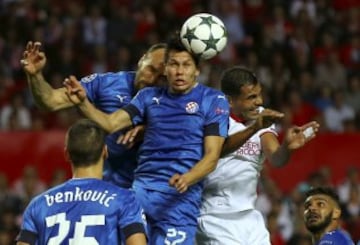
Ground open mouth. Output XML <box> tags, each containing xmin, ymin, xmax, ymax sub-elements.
<box><xmin>306</xmin><ymin>213</ymin><xmax>320</xmax><ymax>223</ymax></box>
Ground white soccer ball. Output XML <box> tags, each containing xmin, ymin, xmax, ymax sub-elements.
<box><xmin>180</xmin><ymin>13</ymin><xmax>227</xmax><ymax>60</ymax></box>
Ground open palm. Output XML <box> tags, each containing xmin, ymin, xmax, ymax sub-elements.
<box><xmin>21</xmin><ymin>41</ymin><xmax>46</xmax><ymax>75</ymax></box>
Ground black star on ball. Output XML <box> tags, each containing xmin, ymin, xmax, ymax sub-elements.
<box><xmin>205</xmin><ymin>33</ymin><xmax>220</xmax><ymax>51</ymax></box>
<box><xmin>199</xmin><ymin>16</ymin><xmax>217</xmax><ymax>27</ymax></box>
<box><xmin>183</xmin><ymin>26</ymin><xmax>197</xmax><ymax>45</ymax></box>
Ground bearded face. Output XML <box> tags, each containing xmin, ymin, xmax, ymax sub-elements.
<box><xmin>304</xmin><ymin>209</ymin><xmax>333</xmax><ymax>233</ymax></box>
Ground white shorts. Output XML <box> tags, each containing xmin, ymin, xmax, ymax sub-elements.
<box><xmin>196</xmin><ymin>209</ymin><xmax>270</xmax><ymax>245</ymax></box>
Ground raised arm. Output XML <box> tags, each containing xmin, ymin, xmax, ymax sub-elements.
<box><xmin>64</xmin><ymin>76</ymin><xmax>133</xmax><ymax>133</ymax></box>
<box><xmin>169</xmin><ymin>135</ymin><xmax>225</xmax><ymax>193</ymax></box>
<box><xmin>21</xmin><ymin>41</ymin><xmax>75</xmax><ymax>111</ymax></box>
<box><xmin>262</xmin><ymin>121</ymin><xmax>320</xmax><ymax>167</ymax></box>
<box><xmin>222</xmin><ymin>109</ymin><xmax>284</xmax><ymax>156</ymax></box>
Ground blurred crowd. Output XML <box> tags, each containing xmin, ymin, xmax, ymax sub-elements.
<box><xmin>0</xmin><ymin>0</ymin><xmax>359</xmax><ymax>244</ymax></box>
<box><xmin>0</xmin><ymin>0</ymin><xmax>359</xmax><ymax>132</ymax></box>
<box><xmin>0</xmin><ymin>164</ymin><xmax>359</xmax><ymax>244</ymax></box>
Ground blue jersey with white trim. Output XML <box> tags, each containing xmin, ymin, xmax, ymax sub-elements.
<box><xmin>317</xmin><ymin>229</ymin><xmax>354</xmax><ymax>245</ymax></box>
<box><xmin>80</xmin><ymin>72</ymin><xmax>138</xmax><ymax>188</ymax></box>
<box><xmin>17</xmin><ymin>178</ymin><xmax>146</xmax><ymax>245</ymax></box>
<box><xmin>124</xmin><ymin>83</ymin><xmax>229</xmax><ymax>193</ymax></box>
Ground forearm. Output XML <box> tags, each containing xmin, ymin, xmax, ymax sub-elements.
<box><xmin>268</xmin><ymin>143</ymin><xmax>292</xmax><ymax>167</ymax></box>
<box><xmin>78</xmin><ymin>100</ymin><xmax>132</xmax><ymax>133</ymax></box>
<box><xmin>184</xmin><ymin>156</ymin><xmax>218</xmax><ymax>186</ymax></box>
<box><xmin>27</xmin><ymin>73</ymin><xmax>72</xmax><ymax>111</ymax></box>
<box><xmin>222</xmin><ymin>123</ymin><xmax>258</xmax><ymax>156</ymax></box>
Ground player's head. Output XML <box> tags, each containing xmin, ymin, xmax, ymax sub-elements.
<box><xmin>164</xmin><ymin>31</ymin><xmax>200</xmax><ymax>94</ymax></box>
<box><xmin>303</xmin><ymin>186</ymin><xmax>341</xmax><ymax>234</ymax></box>
<box><xmin>65</xmin><ymin>119</ymin><xmax>107</xmax><ymax>168</ymax></box>
<box><xmin>220</xmin><ymin>66</ymin><xmax>262</xmax><ymax>120</ymax></box>
<box><xmin>135</xmin><ymin>43</ymin><xmax>167</xmax><ymax>91</ymax></box>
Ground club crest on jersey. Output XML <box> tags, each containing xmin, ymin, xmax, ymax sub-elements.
<box><xmin>81</xmin><ymin>74</ymin><xmax>97</xmax><ymax>83</ymax></box>
<box><xmin>185</xmin><ymin>101</ymin><xmax>199</xmax><ymax>114</ymax></box>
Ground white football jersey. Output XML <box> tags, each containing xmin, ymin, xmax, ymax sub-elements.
<box><xmin>200</xmin><ymin>116</ymin><xmax>277</xmax><ymax>214</ymax></box>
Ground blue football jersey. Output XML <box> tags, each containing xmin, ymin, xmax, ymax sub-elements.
<box><xmin>123</xmin><ymin>83</ymin><xmax>230</xmax><ymax>194</ymax></box>
<box><xmin>317</xmin><ymin>229</ymin><xmax>354</xmax><ymax>245</ymax></box>
<box><xmin>80</xmin><ymin>72</ymin><xmax>138</xmax><ymax>188</ymax></box>
<box><xmin>17</xmin><ymin>178</ymin><xmax>146</xmax><ymax>245</ymax></box>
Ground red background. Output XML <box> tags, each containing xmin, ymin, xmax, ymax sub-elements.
<box><xmin>1</xmin><ymin>131</ymin><xmax>359</xmax><ymax>193</ymax></box>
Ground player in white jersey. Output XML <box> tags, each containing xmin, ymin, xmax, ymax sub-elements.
<box><xmin>196</xmin><ymin>67</ymin><xmax>320</xmax><ymax>245</ymax></box>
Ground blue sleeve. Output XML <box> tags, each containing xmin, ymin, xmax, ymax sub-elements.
<box><xmin>17</xmin><ymin>200</ymin><xmax>38</xmax><ymax>243</ymax></box>
<box><xmin>124</xmin><ymin>88</ymin><xmax>151</xmax><ymax>125</ymax></box>
<box><xmin>80</xmin><ymin>73</ymin><xmax>101</xmax><ymax>103</ymax></box>
<box><xmin>118</xmin><ymin>191</ymin><xmax>147</xmax><ymax>239</ymax></box>
<box><xmin>204</xmin><ymin>93</ymin><xmax>229</xmax><ymax>137</ymax></box>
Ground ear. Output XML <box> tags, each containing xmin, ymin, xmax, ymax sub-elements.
<box><xmin>102</xmin><ymin>145</ymin><xmax>109</xmax><ymax>160</ymax></box>
<box><xmin>64</xmin><ymin>147</ymin><xmax>71</xmax><ymax>163</ymax></box>
<box><xmin>333</xmin><ymin>207</ymin><xmax>341</xmax><ymax>219</ymax></box>
<box><xmin>137</xmin><ymin>55</ymin><xmax>145</xmax><ymax>67</ymax></box>
<box><xmin>195</xmin><ymin>68</ymin><xmax>200</xmax><ymax>77</ymax></box>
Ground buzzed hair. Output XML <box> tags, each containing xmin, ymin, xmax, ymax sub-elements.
<box><xmin>146</xmin><ymin>43</ymin><xmax>167</xmax><ymax>54</ymax></box>
<box><xmin>66</xmin><ymin>119</ymin><xmax>106</xmax><ymax>167</ymax></box>
<box><xmin>305</xmin><ymin>186</ymin><xmax>341</xmax><ymax>207</ymax></box>
<box><xmin>220</xmin><ymin>66</ymin><xmax>259</xmax><ymax>97</ymax></box>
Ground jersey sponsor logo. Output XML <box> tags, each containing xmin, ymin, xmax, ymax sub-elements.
<box><xmin>185</xmin><ymin>101</ymin><xmax>199</xmax><ymax>114</ymax></box>
<box><xmin>234</xmin><ymin>141</ymin><xmax>261</xmax><ymax>156</ymax></box>
<box><xmin>116</xmin><ymin>95</ymin><xmax>128</xmax><ymax>103</ymax></box>
<box><xmin>152</xmin><ymin>97</ymin><xmax>161</xmax><ymax>105</ymax></box>
<box><xmin>217</xmin><ymin>95</ymin><xmax>226</xmax><ymax>100</ymax></box>
<box><xmin>215</xmin><ymin>107</ymin><xmax>228</xmax><ymax>115</ymax></box>
<box><xmin>44</xmin><ymin>187</ymin><xmax>117</xmax><ymax>207</ymax></box>
<box><xmin>81</xmin><ymin>74</ymin><xmax>98</xmax><ymax>83</ymax></box>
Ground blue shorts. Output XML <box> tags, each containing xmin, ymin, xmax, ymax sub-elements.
<box><xmin>133</xmin><ymin>184</ymin><xmax>201</xmax><ymax>245</ymax></box>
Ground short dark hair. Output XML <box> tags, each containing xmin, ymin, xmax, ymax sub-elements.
<box><xmin>165</xmin><ymin>31</ymin><xmax>200</xmax><ymax>67</ymax></box>
<box><xmin>220</xmin><ymin>66</ymin><xmax>259</xmax><ymax>97</ymax></box>
<box><xmin>305</xmin><ymin>186</ymin><xmax>341</xmax><ymax>207</ymax></box>
<box><xmin>66</xmin><ymin>119</ymin><xmax>106</xmax><ymax>167</ymax></box>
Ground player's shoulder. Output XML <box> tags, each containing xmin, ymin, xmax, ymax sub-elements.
<box><xmin>26</xmin><ymin>182</ymin><xmax>67</xmax><ymax>207</ymax></box>
<box><xmin>196</xmin><ymin>84</ymin><xmax>227</xmax><ymax>103</ymax></box>
<box><xmin>320</xmin><ymin>229</ymin><xmax>354</xmax><ymax>245</ymax></box>
<box><xmin>80</xmin><ymin>71</ymin><xmax>135</xmax><ymax>84</ymax></box>
<box><xmin>136</xmin><ymin>86</ymin><xmax>164</xmax><ymax>97</ymax></box>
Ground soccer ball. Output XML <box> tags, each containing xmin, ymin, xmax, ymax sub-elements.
<box><xmin>180</xmin><ymin>13</ymin><xmax>227</xmax><ymax>60</ymax></box>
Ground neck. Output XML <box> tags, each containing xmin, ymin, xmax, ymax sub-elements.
<box><xmin>72</xmin><ymin>161</ymin><xmax>103</xmax><ymax>179</ymax></box>
<box><xmin>312</xmin><ymin>223</ymin><xmax>339</xmax><ymax>244</ymax></box>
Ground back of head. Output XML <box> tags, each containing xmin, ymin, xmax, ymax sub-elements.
<box><xmin>165</xmin><ymin>31</ymin><xmax>200</xmax><ymax>67</ymax></box>
<box><xmin>146</xmin><ymin>43</ymin><xmax>167</xmax><ymax>55</ymax></box>
<box><xmin>220</xmin><ymin>66</ymin><xmax>259</xmax><ymax>97</ymax></box>
<box><xmin>66</xmin><ymin>119</ymin><xmax>106</xmax><ymax>167</ymax></box>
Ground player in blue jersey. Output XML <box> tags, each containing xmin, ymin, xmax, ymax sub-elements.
<box><xmin>64</xmin><ymin>32</ymin><xmax>230</xmax><ymax>245</ymax></box>
<box><xmin>21</xmin><ymin>41</ymin><xmax>166</xmax><ymax>188</ymax></box>
<box><xmin>304</xmin><ymin>186</ymin><xmax>354</xmax><ymax>245</ymax></box>
<box><xmin>15</xmin><ymin>119</ymin><xmax>147</xmax><ymax>245</ymax></box>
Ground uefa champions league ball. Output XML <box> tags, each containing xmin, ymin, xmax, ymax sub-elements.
<box><xmin>180</xmin><ymin>13</ymin><xmax>227</xmax><ymax>60</ymax></box>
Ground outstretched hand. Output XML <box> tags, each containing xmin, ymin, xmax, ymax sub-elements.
<box><xmin>284</xmin><ymin>121</ymin><xmax>320</xmax><ymax>150</ymax></box>
<box><xmin>117</xmin><ymin>125</ymin><xmax>145</xmax><ymax>149</ymax></box>
<box><xmin>253</xmin><ymin>109</ymin><xmax>284</xmax><ymax>130</ymax></box>
<box><xmin>63</xmin><ymin>75</ymin><xmax>87</xmax><ymax>105</ymax></box>
<box><xmin>20</xmin><ymin>41</ymin><xmax>46</xmax><ymax>75</ymax></box>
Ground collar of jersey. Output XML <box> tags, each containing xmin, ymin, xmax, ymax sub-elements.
<box><xmin>230</xmin><ymin>113</ymin><xmax>245</xmax><ymax>123</ymax></box>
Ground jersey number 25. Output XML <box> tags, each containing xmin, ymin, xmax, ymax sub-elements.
<box><xmin>46</xmin><ymin>212</ymin><xmax>105</xmax><ymax>245</ymax></box>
